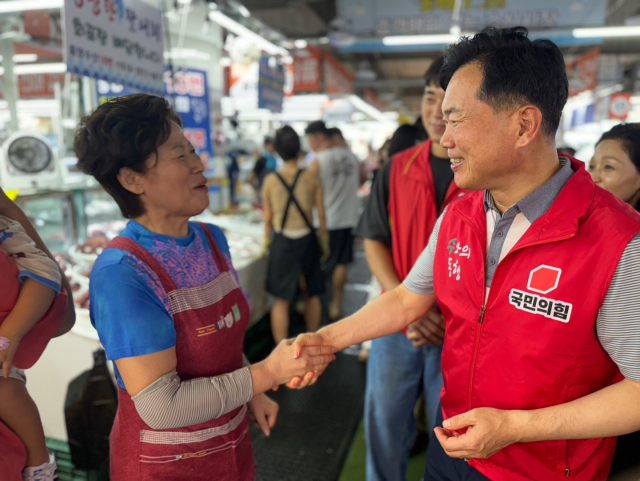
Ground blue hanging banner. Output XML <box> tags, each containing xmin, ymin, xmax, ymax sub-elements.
<box><xmin>95</xmin><ymin>67</ymin><xmax>214</xmax><ymax>168</ymax></box>
<box><xmin>258</xmin><ymin>55</ymin><xmax>285</xmax><ymax>113</ymax></box>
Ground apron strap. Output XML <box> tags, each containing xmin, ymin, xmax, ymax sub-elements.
<box><xmin>194</xmin><ymin>222</ymin><xmax>230</xmax><ymax>274</ymax></box>
<box><xmin>106</xmin><ymin>236</ymin><xmax>178</xmax><ymax>294</ymax></box>
<box><xmin>275</xmin><ymin>170</ymin><xmax>314</xmax><ymax>231</ymax></box>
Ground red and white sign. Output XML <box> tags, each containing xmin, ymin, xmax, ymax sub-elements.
<box><xmin>323</xmin><ymin>50</ymin><xmax>353</xmax><ymax>95</ymax></box>
<box><xmin>293</xmin><ymin>47</ymin><xmax>321</xmax><ymax>93</ymax></box>
<box><xmin>0</xmin><ymin>74</ymin><xmax>66</xmax><ymax>99</ymax></box>
<box><xmin>527</xmin><ymin>265</ymin><xmax>562</xmax><ymax>294</ymax></box>
<box><xmin>566</xmin><ymin>48</ymin><xmax>600</xmax><ymax>97</ymax></box>
<box><xmin>609</xmin><ymin>92</ymin><xmax>632</xmax><ymax>120</ymax></box>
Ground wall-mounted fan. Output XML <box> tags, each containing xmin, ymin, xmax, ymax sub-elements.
<box><xmin>0</xmin><ymin>132</ymin><xmax>61</xmax><ymax>192</ymax></box>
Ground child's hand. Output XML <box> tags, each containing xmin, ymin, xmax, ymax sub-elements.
<box><xmin>0</xmin><ymin>334</ymin><xmax>21</xmax><ymax>378</ymax></box>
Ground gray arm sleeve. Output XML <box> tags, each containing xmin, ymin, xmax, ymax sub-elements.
<box><xmin>131</xmin><ymin>367</ymin><xmax>253</xmax><ymax>430</ymax></box>
<box><xmin>597</xmin><ymin>232</ymin><xmax>640</xmax><ymax>382</ymax></box>
<box><xmin>402</xmin><ymin>208</ymin><xmax>447</xmax><ymax>295</ymax></box>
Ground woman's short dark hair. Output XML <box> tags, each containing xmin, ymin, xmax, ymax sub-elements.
<box><xmin>275</xmin><ymin>125</ymin><xmax>301</xmax><ymax>161</ymax></box>
<box><xmin>440</xmin><ymin>26</ymin><xmax>568</xmax><ymax>139</ymax></box>
<box><xmin>424</xmin><ymin>56</ymin><xmax>444</xmax><ymax>88</ymax></box>
<box><xmin>597</xmin><ymin>123</ymin><xmax>640</xmax><ymax>172</ymax></box>
<box><xmin>74</xmin><ymin>94</ymin><xmax>182</xmax><ymax>219</ymax></box>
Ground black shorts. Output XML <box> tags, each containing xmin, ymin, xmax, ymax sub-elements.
<box><xmin>267</xmin><ymin>232</ymin><xmax>325</xmax><ymax>302</ymax></box>
<box><xmin>325</xmin><ymin>228</ymin><xmax>354</xmax><ymax>272</ymax></box>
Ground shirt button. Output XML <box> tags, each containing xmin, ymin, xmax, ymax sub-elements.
<box><xmin>496</xmin><ymin>231</ymin><xmax>503</xmax><ymax>238</ymax></box>
<box><xmin>490</xmin><ymin>258</ymin><xmax>496</xmax><ymax>266</ymax></box>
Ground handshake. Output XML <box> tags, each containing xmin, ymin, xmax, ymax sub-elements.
<box><xmin>252</xmin><ymin>331</ymin><xmax>338</xmax><ymax>393</ymax></box>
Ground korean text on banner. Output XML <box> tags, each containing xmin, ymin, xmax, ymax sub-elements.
<box><xmin>337</xmin><ymin>0</ymin><xmax>609</xmax><ymax>36</ymax></box>
<box><xmin>165</xmin><ymin>68</ymin><xmax>214</xmax><ymax>165</ymax></box>
<box><xmin>64</xmin><ymin>0</ymin><xmax>165</xmax><ymax>95</ymax></box>
<box><xmin>258</xmin><ymin>55</ymin><xmax>285</xmax><ymax>113</ymax></box>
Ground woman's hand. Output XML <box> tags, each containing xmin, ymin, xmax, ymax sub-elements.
<box><xmin>264</xmin><ymin>339</ymin><xmax>335</xmax><ymax>387</ymax></box>
<box><xmin>286</xmin><ymin>330</ymin><xmax>337</xmax><ymax>389</ymax></box>
<box><xmin>248</xmin><ymin>393</ymin><xmax>279</xmax><ymax>437</ymax></box>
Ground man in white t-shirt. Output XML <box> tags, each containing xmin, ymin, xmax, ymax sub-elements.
<box><xmin>306</xmin><ymin>121</ymin><xmax>360</xmax><ymax>320</ymax></box>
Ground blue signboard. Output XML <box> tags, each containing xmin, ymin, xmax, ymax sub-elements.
<box><xmin>258</xmin><ymin>55</ymin><xmax>285</xmax><ymax>113</ymax></box>
<box><xmin>337</xmin><ymin>0</ymin><xmax>608</xmax><ymax>36</ymax></box>
<box><xmin>95</xmin><ymin>67</ymin><xmax>213</xmax><ymax>166</ymax></box>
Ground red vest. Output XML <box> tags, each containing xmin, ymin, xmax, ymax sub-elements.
<box><xmin>388</xmin><ymin>140</ymin><xmax>467</xmax><ymax>282</ymax></box>
<box><xmin>433</xmin><ymin>159</ymin><xmax>640</xmax><ymax>481</ymax></box>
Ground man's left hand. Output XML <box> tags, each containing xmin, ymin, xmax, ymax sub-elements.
<box><xmin>434</xmin><ymin>408</ymin><xmax>523</xmax><ymax>460</ymax></box>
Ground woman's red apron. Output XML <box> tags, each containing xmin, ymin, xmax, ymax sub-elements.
<box><xmin>106</xmin><ymin>223</ymin><xmax>254</xmax><ymax>481</ymax></box>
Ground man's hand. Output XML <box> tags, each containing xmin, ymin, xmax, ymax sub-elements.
<box><xmin>286</xmin><ymin>331</ymin><xmax>337</xmax><ymax>389</ymax></box>
<box><xmin>406</xmin><ymin>307</ymin><xmax>445</xmax><ymax>347</ymax></box>
<box><xmin>248</xmin><ymin>393</ymin><xmax>279</xmax><ymax>437</ymax></box>
<box><xmin>434</xmin><ymin>408</ymin><xmax>523</xmax><ymax>460</ymax></box>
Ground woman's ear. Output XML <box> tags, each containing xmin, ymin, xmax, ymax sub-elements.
<box><xmin>117</xmin><ymin>167</ymin><xmax>145</xmax><ymax>195</ymax></box>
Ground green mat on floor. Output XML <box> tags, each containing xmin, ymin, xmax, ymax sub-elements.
<box><xmin>339</xmin><ymin>420</ymin><xmax>427</xmax><ymax>481</ymax></box>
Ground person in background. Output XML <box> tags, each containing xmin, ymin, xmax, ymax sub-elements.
<box><xmin>74</xmin><ymin>94</ymin><xmax>333</xmax><ymax>481</ymax></box>
<box><xmin>371</xmin><ymin>139</ymin><xmax>391</xmax><ymax>185</ymax></box>
<box><xmin>249</xmin><ymin>137</ymin><xmax>278</xmax><ymax>196</ymax></box>
<box><xmin>588</xmin><ymin>122</ymin><xmax>640</xmax><ymax>477</ymax></box>
<box><xmin>0</xmin><ymin>188</ymin><xmax>75</xmax><ymax>481</ymax></box>
<box><xmin>306</xmin><ymin>121</ymin><xmax>361</xmax><ymax>321</ymax></box>
<box><xmin>557</xmin><ymin>146</ymin><xmax>576</xmax><ymax>157</ymax></box>
<box><xmin>262</xmin><ymin>126</ymin><xmax>326</xmax><ymax>344</ymax></box>
<box><xmin>328</xmin><ymin>127</ymin><xmax>368</xmax><ymax>185</ymax></box>
<box><xmin>354</xmin><ymin>57</ymin><xmax>467</xmax><ymax>481</ymax></box>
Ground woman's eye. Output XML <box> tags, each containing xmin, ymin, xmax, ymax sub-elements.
<box><xmin>604</xmin><ymin>165</ymin><xmax>614</xmax><ymax>171</ymax></box>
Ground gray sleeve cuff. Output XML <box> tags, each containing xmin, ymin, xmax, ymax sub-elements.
<box><xmin>402</xmin><ymin>209</ymin><xmax>446</xmax><ymax>296</ymax></box>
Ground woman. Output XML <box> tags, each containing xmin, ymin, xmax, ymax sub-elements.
<box><xmin>74</xmin><ymin>94</ymin><xmax>333</xmax><ymax>481</ymax></box>
<box><xmin>262</xmin><ymin>126</ymin><xmax>325</xmax><ymax>344</ymax></box>
<box><xmin>588</xmin><ymin>122</ymin><xmax>640</xmax><ymax>477</ymax></box>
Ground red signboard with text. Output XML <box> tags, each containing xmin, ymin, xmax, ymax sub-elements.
<box><xmin>566</xmin><ymin>48</ymin><xmax>600</xmax><ymax>97</ymax></box>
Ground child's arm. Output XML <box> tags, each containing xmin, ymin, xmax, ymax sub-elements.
<box><xmin>0</xmin><ymin>188</ymin><xmax>75</xmax><ymax>336</ymax></box>
<box><xmin>0</xmin><ymin>279</ymin><xmax>56</xmax><ymax>377</ymax></box>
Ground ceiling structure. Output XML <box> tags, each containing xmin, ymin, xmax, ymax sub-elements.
<box><xmin>235</xmin><ymin>0</ymin><xmax>640</xmax><ymax>117</ymax></box>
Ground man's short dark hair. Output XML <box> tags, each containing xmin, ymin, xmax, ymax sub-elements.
<box><xmin>74</xmin><ymin>94</ymin><xmax>182</xmax><ymax>219</ymax></box>
<box><xmin>275</xmin><ymin>126</ymin><xmax>301</xmax><ymax>161</ymax></box>
<box><xmin>264</xmin><ymin>136</ymin><xmax>274</xmax><ymax>146</ymax></box>
<box><xmin>305</xmin><ymin>120</ymin><xmax>330</xmax><ymax>136</ymax></box>
<box><xmin>424</xmin><ymin>56</ymin><xmax>444</xmax><ymax>88</ymax></box>
<box><xmin>327</xmin><ymin>127</ymin><xmax>344</xmax><ymax>140</ymax></box>
<box><xmin>440</xmin><ymin>26</ymin><xmax>568</xmax><ymax>138</ymax></box>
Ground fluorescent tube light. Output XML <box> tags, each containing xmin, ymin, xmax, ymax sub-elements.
<box><xmin>0</xmin><ymin>0</ymin><xmax>63</xmax><ymax>14</ymax></box>
<box><xmin>0</xmin><ymin>62</ymin><xmax>67</xmax><ymax>76</ymax></box>
<box><xmin>349</xmin><ymin>95</ymin><xmax>390</xmax><ymax>122</ymax></box>
<box><xmin>208</xmin><ymin>10</ymin><xmax>288</xmax><ymax>57</ymax></box>
<box><xmin>0</xmin><ymin>54</ymin><xmax>39</xmax><ymax>63</ymax></box>
<box><xmin>573</xmin><ymin>26</ymin><xmax>640</xmax><ymax>38</ymax></box>
<box><xmin>382</xmin><ymin>34</ymin><xmax>459</xmax><ymax>46</ymax></box>
<box><xmin>294</xmin><ymin>39</ymin><xmax>308</xmax><ymax>49</ymax></box>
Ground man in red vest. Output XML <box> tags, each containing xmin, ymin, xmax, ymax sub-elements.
<box><xmin>291</xmin><ymin>27</ymin><xmax>640</xmax><ymax>481</ymax></box>
<box><xmin>355</xmin><ymin>57</ymin><xmax>466</xmax><ymax>481</ymax></box>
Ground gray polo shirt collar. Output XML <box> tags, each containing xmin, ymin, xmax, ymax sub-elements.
<box><xmin>484</xmin><ymin>156</ymin><xmax>574</xmax><ymax>222</ymax></box>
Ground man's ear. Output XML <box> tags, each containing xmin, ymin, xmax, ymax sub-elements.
<box><xmin>515</xmin><ymin>105</ymin><xmax>543</xmax><ymax>149</ymax></box>
<box><xmin>117</xmin><ymin>167</ymin><xmax>145</xmax><ymax>195</ymax></box>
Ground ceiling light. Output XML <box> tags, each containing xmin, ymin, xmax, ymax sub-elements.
<box><xmin>164</xmin><ymin>48</ymin><xmax>211</xmax><ymax>60</ymax></box>
<box><xmin>349</xmin><ymin>95</ymin><xmax>390</xmax><ymax>122</ymax></box>
<box><xmin>294</xmin><ymin>39</ymin><xmax>308</xmax><ymax>49</ymax></box>
<box><xmin>238</xmin><ymin>5</ymin><xmax>250</xmax><ymax>18</ymax></box>
<box><xmin>573</xmin><ymin>26</ymin><xmax>640</xmax><ymax>37</ymax></box>
<box><xmin>0</xmin><ymin>0</ymin><xmax>63</xmax><ymax>14</ymax></box>
<box><xmin>208</xmin><ymin>10</ymin><xmax>288</xmax><ymax>57</ymax></box>
<box><xmin>319</xmin><ymin>37</ymin><xmax>330</xmax><ymax>44</ymax></box>
<box><xmin>382</xmin><ymin>34</ymin><xmax>460</xmax><ymax>45</ymax></box>
<box><xmin>0</xmin><ymin>62</ymin><xmax>67</xmax><ymax>76</ymax></box>
<box><xmin>0</xmin><ymin>54</ymin><xmax>38</xmax><ymax>63</ymax></box>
